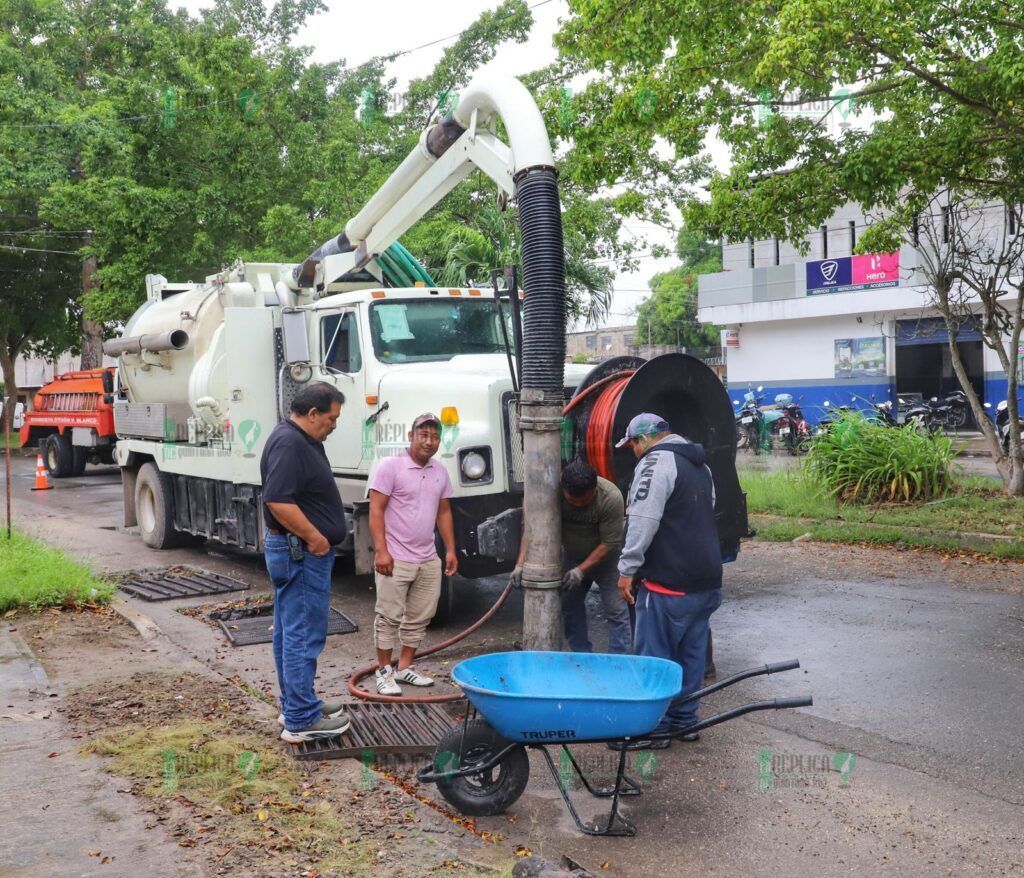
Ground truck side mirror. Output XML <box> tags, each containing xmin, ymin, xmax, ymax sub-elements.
<box><xmin>281</xmin><ymin>310</ymin><xmax>311</xmax><ymax>364</ymax></box>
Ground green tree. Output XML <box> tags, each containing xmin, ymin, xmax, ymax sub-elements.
<box><xmin>635</xmin><ymin>231</ymin><xmax>721</xmax><ymax>350</ymax></box>
<box><xmin>558</xmin><ymin>0</ymin><xmax>1024</xmax><ymax>494</ymax></box>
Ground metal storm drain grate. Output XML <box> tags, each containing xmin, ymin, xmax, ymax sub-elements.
<box><xmin>293</xmin><ymin>701</ymin><xmax>456</xmax><ymax>761</ymax></box>
<box><xmin>214</xmin><ymin>605</ymin><xmax>357</xmax><ymax>647</ymax></box>
<box><xmin>120</xmin><ymin>568</ymin><xmax>250</xmax><ymax>601</ymax></box>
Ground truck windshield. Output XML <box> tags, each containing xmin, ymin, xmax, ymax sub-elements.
<box><xmin>369</xmin><ymin>298</ymin><xmax>513</xmax><ymax>363</ymax></box>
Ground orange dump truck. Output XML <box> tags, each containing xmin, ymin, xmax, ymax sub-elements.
<box><xmin>18</xmin><ymin>368</ymin><xmax>117</xmax><ymax>477</ymax></box>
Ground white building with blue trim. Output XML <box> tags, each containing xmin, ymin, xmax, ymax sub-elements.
<box><xmin>697</xmin><ymin>202</ymin><xmax>1022</xmax><ymax>423</ymax></box>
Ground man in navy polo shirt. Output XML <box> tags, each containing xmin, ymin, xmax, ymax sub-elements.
<box><xmin>261</xmin><ymin>382</ymin><xmax>350</xmax><ymax>743</ymax></box>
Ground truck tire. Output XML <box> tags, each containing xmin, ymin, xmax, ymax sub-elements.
<box><xmin>71</xmin><ymin>445</ymin><xmax>88</xmax><ymax>476</ymax></box>
<box><xmin>45</xmin><ymin>433</ymin><xmax>74</xmax><ymax>478</ymax></box>
<box><xmin>135</xmin><ymin>462</ymin><xmax>184</xmax><ymax>549</ymax></box>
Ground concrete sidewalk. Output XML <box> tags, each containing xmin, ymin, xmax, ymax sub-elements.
<box><xmin>0</xmin><ymin>624</ymin><xmax>189</xmax><ymax>878</ymax></box>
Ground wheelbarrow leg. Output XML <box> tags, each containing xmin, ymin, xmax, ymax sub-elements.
<box><xmin>536</xmin><ymin>747</ymin><xmax>637</xmax><ymax>837</ymax></box>
<box><xmin>559</xmin><ymin>745</ymin><xmax>642</xmax><ymax>798</ymax></box>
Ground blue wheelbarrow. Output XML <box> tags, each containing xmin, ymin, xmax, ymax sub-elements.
<box><xmin>416</xmin><ymin>652</ymin><xmax>812</xmax><ymax>836</ymax></box>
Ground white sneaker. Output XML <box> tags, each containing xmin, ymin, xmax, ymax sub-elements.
<box><xmin>395</xmin><ymin>667</ymin><xmax>434</xmax><ymax>687</ymax></box>
<box><xmin>375</xmin><ymin>666</ymin><xmax>402</xmax><ymax>696</ymax></box>
<box><xmin>277</xmin><ymin>698</ymin><xmax>347</xmax><ymax>728</ymax></box>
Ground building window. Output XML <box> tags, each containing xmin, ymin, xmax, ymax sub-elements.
<box><xmin>602</xmin><ymin>335</ymin><xmax>612</xmax><ymax>350</ymax></box>
<box><xmin>773</xmin><ymin>236</ymin><xmax>780</xmax><ymax>265</ymax></box>
<box><xmin>585</xmin><ymin>335</ymin><xmax>596</xmax><ymax>349</ymax></box>
<box><xmin>747</xmin><ymin>238</ymin><xmax>754</xmax><ymax>268</ymax></box>
<box><xmin>1009</xmin><ymin>204</ymin><xmax>1019</xmax><ymax>237</ymax></box>
<box><xmin>912</xmin><ymin>213</ymin><xmax>920</xmax><ymax>247</ymax></box>
<box><xmin>849</xmin><ymin>220</ymin><xmax>856</xmax><ymax>250</ymax></box>
<box><xmin>941</xmin><ymin>205</ymin><xmax>952</xmax><ymax>244</ymax></box>
<box><xmin>821</xmin><ymin>225</ymin><xmax>828</xmax><ymax>259</ymax></box>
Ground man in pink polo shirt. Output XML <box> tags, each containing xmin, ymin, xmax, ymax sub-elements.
<box><xmin>368</xmin><ymin>413</ymin><xmax>458</xmax><ymax>695</ymax></box>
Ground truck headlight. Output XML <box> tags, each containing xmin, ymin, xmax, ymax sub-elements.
<box><xmin>458</xmin><ymin>447</ymin><xmax>492</xmax><ymax>484</ymax></box>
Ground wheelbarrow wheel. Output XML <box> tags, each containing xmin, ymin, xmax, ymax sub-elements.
<box><xmin>434</xmin><ymin>720</ymin><xmax>529</xmax><ymax>816</ymax></box>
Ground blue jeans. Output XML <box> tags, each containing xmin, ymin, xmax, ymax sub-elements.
<box><xmin>561</xmin><ymin>553</ymin><xmax>633</xmax><ymax>655</ymax></box>
<box><xmin>634</xmin><ymin>586</ymin><xmax>722</xmax><ymax>733</ymax></box>
<box><xmin>264</xmin><ymin>533</ymin><xmax>335</xmax><ymax>730</ymax></box>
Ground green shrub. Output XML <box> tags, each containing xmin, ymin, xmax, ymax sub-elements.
<box><xmin>804</xmin><ymin>411</ymin><xmax>957</xmax><ymax>503</ymax></box>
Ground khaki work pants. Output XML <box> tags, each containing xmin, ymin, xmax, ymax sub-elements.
<box><xmin>373</xmin><ymin>557</ymin><xmax>443</xmax><ymax>650</ymax></box>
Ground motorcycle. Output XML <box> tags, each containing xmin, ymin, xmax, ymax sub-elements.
<box><xmin>733</xmin><ymin>387</ymin><xmax>765</xmax><ymax>451</ymax></box>
<box><xmin>903</xmin><ymin>397</ymin><xmax>947</xmax><ymax>433</ymax></box>
<box><xmin>775</xmin><ymin>393</ymin><xmax>812</xmax><ymax>455</ymax></box>
<box><xmin>869</xmin><ymin>397</ymin><xmax>899</xmax><ymax>427</ymax></box>
<box><xmin>905</xmin><ymin>390</ymin><xmax>970</xmax><ymax>431</ymax></box>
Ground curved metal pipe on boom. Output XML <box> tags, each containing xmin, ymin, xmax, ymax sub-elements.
<box><xmin>293</xmin><ymin>74</ymin><xmax>556</xmax><ymax>287</ymax></box>
<box><xmin>103</xmin><ymin>329</ymin><xmax>190</xmax><ymax>357</ymax></box>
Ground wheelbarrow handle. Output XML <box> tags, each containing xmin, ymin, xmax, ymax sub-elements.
<box><xmin>662</xmin><ymin>694</ymin><xmax>814</xmax><ymax>738</ymax></box>
<box><xmin>765</xmin><ymin>659</ymin><xmax>800</xmax><ymax>674</ymax></box>
<box><xmin>676</xmin><ymin>658</ymin><xmax>802</xmax><ymax>705</ymax></box>
<box><xmin>773</xmin><ymin>695</ymin><xmax>813</xmax><ymax>709</ymax></box>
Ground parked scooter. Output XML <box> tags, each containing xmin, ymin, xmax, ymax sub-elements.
<box><xmin>986</xmin><ymin>399</ymin><xmax>1024</xmax><ymax>453</ymax></box>
<box><xmin>869</xmin><ymin>397</ymin><xmax>899</xmax><ymax>427</ymax></box>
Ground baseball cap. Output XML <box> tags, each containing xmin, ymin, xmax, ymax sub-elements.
<box><xmin>411</xmin><ymin>412</ymin><xmax>442</xmax><ymax>431</ymax></box>
<box><xmin>614</xmin><ymin>412</ymin><xmax>670</xmax><ymax>448</ymax></box>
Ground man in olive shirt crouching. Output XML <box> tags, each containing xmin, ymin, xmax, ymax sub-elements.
<box><xmin>261</xmin><ymin>382</ymin><xmax>349</xmax><ymax>743</ymax></box>
<box><xmin>514</xmin><ymin>460</ymin><xmax>631</xmax><ymax>653</ymax></box>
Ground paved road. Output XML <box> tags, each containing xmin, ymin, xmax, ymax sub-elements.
<box><xmin>3</xmin><ymin>456</ymin><xmax>1023</xmax><ymax>876</ymax></box>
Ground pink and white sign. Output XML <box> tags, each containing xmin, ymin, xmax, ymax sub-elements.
<box><xmin>851</xmin><ymin>252</ymin><xmax>899</xmax><ymax>288</ymax></box>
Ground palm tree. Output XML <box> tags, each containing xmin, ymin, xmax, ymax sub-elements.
<box><xmin>436</xmin><ymin>203</ymin><xmax>613</xmax><ymax>326</ymax></box>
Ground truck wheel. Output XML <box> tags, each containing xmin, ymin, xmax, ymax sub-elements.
<box><xmin>71</xmin><ymin>445</ymin><xmax>88</xmax><ymax>476</ymax></box>
<box><xmin>135</xmin><ymin>462</ymin><xmax>184</xmax><ymax>549</ymax></box>
<box><xmin>45</xmin><ymin>434</ymin><xmax>74</xmax><ymax>478</ymax></box>
<box><xmin>434</xmin><ymin>720</ymin><xmax>529</xmax><ymax>817</ymax></box>
<box><xmin>430</xmin><ymin>573</ymin><xmax>456</xmax><ymax>627</ymax></box>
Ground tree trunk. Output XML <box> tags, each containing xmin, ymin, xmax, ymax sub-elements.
<box><xmin>0</xmin><ymin>344</ymin><xmax>19</xmax><ymax>438</ymax></box>
<box><xmin>80</xmin><ymin>254</ymin><xmax>103</xmax><ymax>369</ymax></box>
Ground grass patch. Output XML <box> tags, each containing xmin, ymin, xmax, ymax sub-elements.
<box><xmin>83</xmin><ymin>721</ymin><xmax>366</xmax><ymax>871</ymax></box>
<box><xmin>742</xmin><ymin>467</ymin><xmax>1024</xmax><ymax>558</ymax></box>
<box><xmin>752</xmin><ymin>518</ymin><xmax>1024</xmax><ymax>559</ymax></box>
<box><xmin>0</xmin><ymin>529</ymin><xmax>114</xmax><ymax>612</ymax></box>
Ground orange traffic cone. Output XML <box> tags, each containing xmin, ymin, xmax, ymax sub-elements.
<box><xmin>31</xmin><ymin>453</ymin><xmax>52</xmax><ymax>491</ymax></box>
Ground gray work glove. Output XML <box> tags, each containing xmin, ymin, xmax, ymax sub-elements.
<box><xmin>561</xmin><ymin>567</ymin><xmax>585</xmax><ymax>591</ymax></box>
<box><xmin>508</xmin><ymin>565</ymin><xmax>524</xmax><ymax>588</ymax></box>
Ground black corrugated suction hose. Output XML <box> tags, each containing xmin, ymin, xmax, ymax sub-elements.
<box><xmin>514</xmin><ymin>166</ymin><xmax>567</xmax><ymax>394</ymax></box>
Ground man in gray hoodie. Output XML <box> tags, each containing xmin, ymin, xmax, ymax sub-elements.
<box><xmin>615</xmin><ymin>413</ymin><xmax>722</xmax><ymax>750</ymax></box>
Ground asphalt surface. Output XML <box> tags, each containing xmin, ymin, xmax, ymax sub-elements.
<box><xmin>2</xmin><ymin>456</ymin><xmax>1023</xmax><ymax>876</ymax></box>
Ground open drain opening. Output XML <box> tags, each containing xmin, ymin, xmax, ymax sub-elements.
<box><xmin>119</xmin><ymin>567</ymin><xmax>250</xmax><ymax>601</ymax></box>
<box><xmin>212</xmin><ymin>604</ymin><xmax>358</xmax><ymax>647</ymax></box>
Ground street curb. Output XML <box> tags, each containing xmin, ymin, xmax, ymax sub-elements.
<box><xmin>110</xmin><ymin>597</ymin><xmax>162</xmax><ymax>641</ymax></box>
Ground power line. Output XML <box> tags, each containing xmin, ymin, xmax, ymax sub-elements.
<box><xmin>0</xmin><ymin>243</ymin><xmax>80</xmax><ymax>255</ymax></box>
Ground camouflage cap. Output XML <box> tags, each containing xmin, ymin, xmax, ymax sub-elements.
<box><xmin>411</xmin><ymin>412</ymin><xmax>442</xmax><ymax>432</ymax></box>
<box><xmin>614</xmin><ymin>412</ymin><xmax>670</xmax><ymax>448</ymax></box>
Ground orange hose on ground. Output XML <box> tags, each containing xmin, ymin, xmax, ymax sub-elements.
<box><xmin>347</xmin><ymin>579</ymin><xmax>516</xmax><ymax>703</ymax></box>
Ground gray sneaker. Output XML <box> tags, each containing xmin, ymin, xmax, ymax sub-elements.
<box><xmin>280</xmin><ymin>714</ymin><xmax>351</xmax><ymax>744</ymax></box>
<box><xmin>277</xmin><ymin>698</ymin><xmax>348</xmax><ymax>728</ymax></box>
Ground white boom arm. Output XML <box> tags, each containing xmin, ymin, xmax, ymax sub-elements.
<box><xmin>300</xmin><ymin>74</ymin><xmax>555</xmax><ymax>289</ymax></box>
